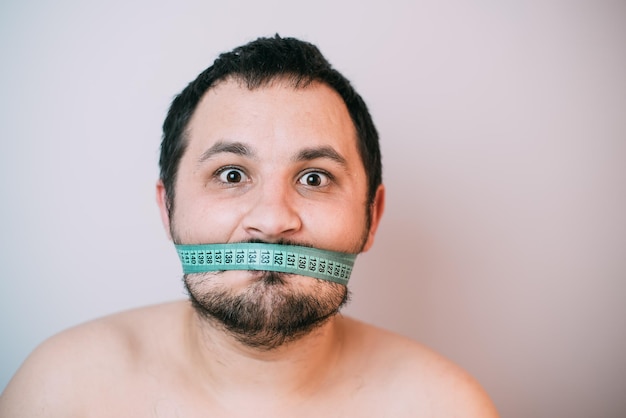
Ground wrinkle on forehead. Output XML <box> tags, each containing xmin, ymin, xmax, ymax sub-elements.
<box><xmin>183</xmin><ymin>79</ymin><xmax>362</xmax><ymax>181</ymax></box>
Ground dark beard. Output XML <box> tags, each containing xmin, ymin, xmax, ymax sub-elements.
<box><xmin>184</xmin><ymin>270</ymin><xmax>349</xmax><ymax>350</ymax></box>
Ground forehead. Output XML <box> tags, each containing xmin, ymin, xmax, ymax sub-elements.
<box><xmin>184</xmin><ymin>78</ymin><xmax>359</xmax><ymax>159</ymax></box>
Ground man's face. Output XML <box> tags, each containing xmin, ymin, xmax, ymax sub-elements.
<box><xmin>157</xmin><ymin>78</ymin><xmax>383</xmax><ymax>348</ymax></box>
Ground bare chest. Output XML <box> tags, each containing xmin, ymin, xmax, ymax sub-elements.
<box><xmin>81</xmin><ymin>377</ymin><xmax>414</xmax><ymax>418</ymax></box>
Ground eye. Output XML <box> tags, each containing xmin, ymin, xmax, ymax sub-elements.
<box><xmin>216</xmin><ymin>167</ymin><xmax>248</xmax><ymax>184</ymax></box>
<box><xmin>298</xmin><ymin>171</ymin><xmax>331</xmax><ymax>187</ymax></box>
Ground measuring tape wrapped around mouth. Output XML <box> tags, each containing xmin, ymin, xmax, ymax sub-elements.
<box><xmin>174</xmin><ymin>243</ymin><xmax>356</xmax><ymax>285</ymax></box>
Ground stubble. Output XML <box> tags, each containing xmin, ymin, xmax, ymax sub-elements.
<box><xmin>184</xmin><ymin>270</ymin><xmax>349</xmax><ymax>350</ymax></box>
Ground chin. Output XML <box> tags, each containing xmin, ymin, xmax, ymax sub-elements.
<box><xmin>183</xmin><ymin>270</ymin><xmax>349</xmax><ymax>349</ymax></box>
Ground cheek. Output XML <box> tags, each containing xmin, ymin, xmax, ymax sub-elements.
<box><xmin>173</xmin><ymin>196</ymin><xmax>245</xmax><ymax>243</ymax></box>
<box><xmin>301</xmin><ymin>201</ymin><xmax>367</xmax><ymax>245</ymax></box>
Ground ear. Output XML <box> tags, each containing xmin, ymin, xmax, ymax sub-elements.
<box><xmin>362</xmin><ymin>184</ymin><xmax>385</xmax><ymax>252</ymax></box>
<box><xmin>156</xmin><ymin>180</ymin><xmax>172</xmax><ymax>240</ymax></box>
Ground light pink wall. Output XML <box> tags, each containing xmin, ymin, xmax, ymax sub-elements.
<box><xmin>1</xmin><ymin>1</ymin><xmax>624</xmax><ymax>417</ymax></box>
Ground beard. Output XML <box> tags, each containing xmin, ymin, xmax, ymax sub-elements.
<box><xmin>170</xmin><ymin>197</ymin><xmax>372</xmax><ymax>350</ymax></box>
<box><xmin>184</xmin><ymin>269</ymin><xmax>349</xmax><ymax>350</ymax></box>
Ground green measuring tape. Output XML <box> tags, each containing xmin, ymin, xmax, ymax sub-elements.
<box><xmin>175</xmin><ymin>243</ymin><xmax>356</xmax><ymax>285</ymax></box>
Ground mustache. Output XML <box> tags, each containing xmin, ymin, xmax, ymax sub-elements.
<box><xmin>174</xmin><ymin>237</ymin><xmax>316</xmax><ymax>248</ymax></box>
<box><xmin>239</xmin><ymin>238</ymin><xmax>315</xmax><ymax>249</ymax></box>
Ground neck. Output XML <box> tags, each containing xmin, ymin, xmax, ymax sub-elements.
<box><xmin>185</xmin><ymin>305</ymin><xmax>345</xmax><ymax>399</ymax></box>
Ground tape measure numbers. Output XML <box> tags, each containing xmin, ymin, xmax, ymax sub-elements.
<box><xmin>175</xmin><ymin>243</ymin><xmax>356</xmax><ymax>285</ymax></box>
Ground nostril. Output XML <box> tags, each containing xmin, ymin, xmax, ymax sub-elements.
<box><xmin>241</xmin><ymin>193</ymin><xmax>302</xmax><ymax>241</ymax></box>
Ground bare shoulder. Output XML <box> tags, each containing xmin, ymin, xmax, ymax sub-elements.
<box><xmin>0</xmin><ymin>301</ymin><xmax>188</xmax><ymax>417</ymax></box>
<box><xmin>339</xmin><ymin>316</ymin><xmax>500</xmax><ymax>417</ymax></box>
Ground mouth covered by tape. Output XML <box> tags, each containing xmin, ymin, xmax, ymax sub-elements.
<box><xmin>175</xmin><ymin>243</ymin><xmax>356</xmax><ymax>285</ymax></box>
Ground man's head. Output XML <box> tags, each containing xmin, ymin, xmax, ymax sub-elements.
<box><xmin>159</xmin><ymin>35</ymin><xmax>382</xmax><ymax>221</ymax></box>
<box><xmin>156</xmin><ymin>35</ymin><xmax>385</xmax><ymax>349</ymax></box>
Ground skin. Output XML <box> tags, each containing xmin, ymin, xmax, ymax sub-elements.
<box><xmin>0</xmin><ymin>79</ymin><xmax>499</xmax><ymax>417</ymax></box>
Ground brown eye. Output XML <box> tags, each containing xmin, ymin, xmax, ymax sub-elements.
<box><xmin>305</xmin><ymin>173</ymin><xmax>321</xmax><ymax>186</ymax></box>
<box><xmin>217</xmin><ymin>168</ymin><xmax>247</xmax><ymax>183</ymax></box>
<box><xmin>298</xmin><ymin>171</ymin><xmax>330</xmax><ymax>187</ymax></box>
<box><xmin>227</xmin><ymin>171</ymin><xmax>241</xmax><ymax>182</ymax></box>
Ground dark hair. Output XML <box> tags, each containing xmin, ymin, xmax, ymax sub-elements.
<box><xmin>159</xmin><ymin>35</ymin><xmax>382</xmax><ymax>215</ymax></box>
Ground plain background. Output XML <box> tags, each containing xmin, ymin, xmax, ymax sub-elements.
<box><xmin>1</xmin><ymin>1</ymin><xmax>625</xmax><ymax>416</ymax></box>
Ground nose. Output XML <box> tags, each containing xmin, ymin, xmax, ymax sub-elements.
<box><xmin>241</xmin><ymin>181</ymin><xmax>302</xmax><ymax>242</ymax></box>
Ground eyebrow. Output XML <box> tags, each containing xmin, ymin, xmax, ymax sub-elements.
<box><xmin>197</xmin><ymin>141</ymin><xmax>255</xmax><ymax>165</ymax></box>
<box><xmin>292</xmin><ymin>146</ymin><xmax>348</xmax><ymax>167</ymax></box>
<box><xmin>196</xmin><ymin>141</ymin><xmax>348</xmax><ymax>168</ymax></box>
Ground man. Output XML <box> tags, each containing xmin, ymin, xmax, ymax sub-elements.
<box><xmin>0</xmin><ymin>35</ymin><xmax>498</xmax><ymax>417</ymax></box>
